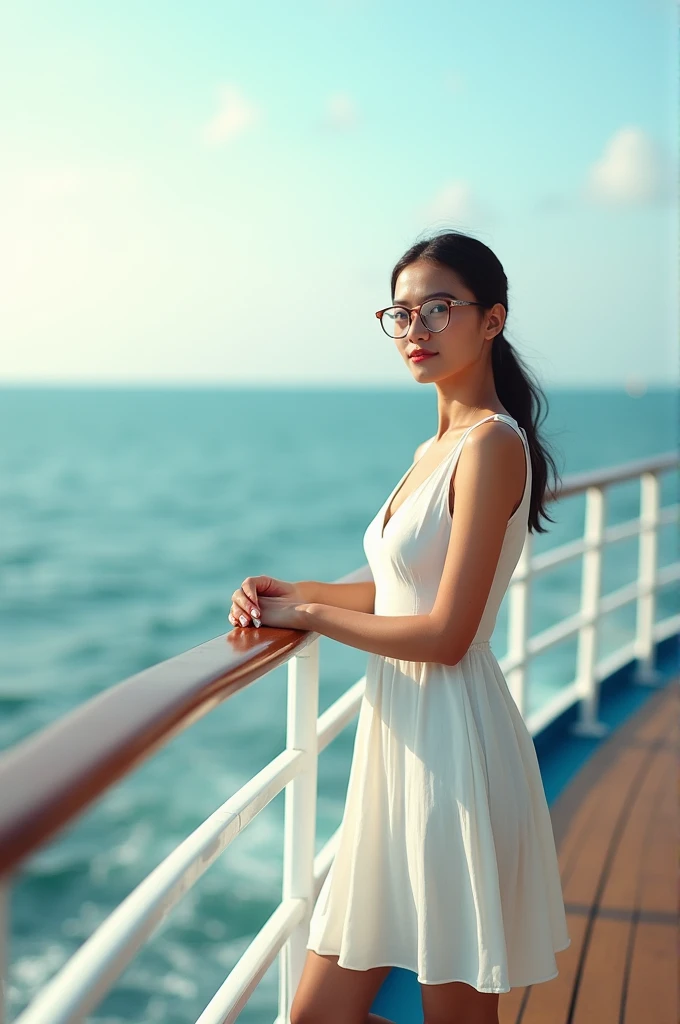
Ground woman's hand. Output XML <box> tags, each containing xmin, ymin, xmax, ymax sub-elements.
<box><xmin>249</xmin><ymin>594</ymin><xmax>310</xmax><ymax>630</ymax></box>
<box><xmin>228</xmin><ymin>576</ymin><xmax>306</xmax><ymax>629</ymax></box>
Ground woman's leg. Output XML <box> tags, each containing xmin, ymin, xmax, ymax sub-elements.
<box><xmin>290</xmin><ymin>950</ymin><xmax>395</xmax><ymax>1024</ymax></box>
<box><xmin>420</xmin><ymin>979</ymin><xmax>500</xmax><ymax>1024</ymax></box>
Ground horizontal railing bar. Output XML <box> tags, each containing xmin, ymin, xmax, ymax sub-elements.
<box><xmin>524</xmin><ymin>523</ymin><xmax>638</xmax><ymax>579</ymax></box>
<box><xmin>0</xmin><ymin>450</ymin><xmax>676</xmax><ymax>877</ymax></box>
<box><xmin>12</xmin><ymin>748</ymin><xmax>305</xmax><ymax>1024</ymax></box>
<box><xmin>197</xmin><ymin>824</ymin><xmax>350</xmax><ymax>1023</ymax></box>
<box><xmin>604</xmin><ymin>516</ymin><xmax>642</xmax><ymax>545</ymax></box>
<box><xmin>191</xmin><ymin>822</ymin><xmax>350</xmax><ymax>1024</ymax></box>
<box><xmin>593</xmin><ymin>640</ymin><xmax>637</xmax><ymax>687</ymax></box>
<box><xmin>503</xmin><ymin>567</ymin><xmax>678</xmax><ymax>670</ymax></box>
<box><xmin>553</xmin><ymin>451</ymin><xmax>677</xmax><ymax>499</ymax></box>
<box><xmin>522</xmin><ymin>501</ymin><xmax>678</xmax><ymax>579</ymax></box>
<box><xmin>658</xmin><ymin>502</ymin><xmax>679</xmax><ymax>527</ymax></box>
<box><xmin>654</xmin><ymin>611</ymin><xmax>680</xmax><ymax>643</ymax></box>
<box><xmin>526</xmin><ymin>611</ymin><xmax>585</xmax><ymax>658</ymax></box>
<box><xmin>195</xmin><ymin>897</ymin><xmax>307</xmax><ymax>1024</ymax></box>
<box><xmin>526</xmin><ymin>680</ymin><xmax>581</xmax><ymax>736</ymax></box>
<box><xmin>657</xmin><ymin>563</ymin><xmax>680</xmax><ymax>588</ymax></box>
<box><xmin>523</xmin><ymin>609</ymin><xmax>676</xmax><ymax>735</ymax></box>
<box><xmin>602</xmin><ymin>502</ymin><xmax>679</xmax><ymax>545</ymax></box>
<box><xmin>528</xmin><ymin>536</ymin><xmax>588</xmax><ymax>576</ymax></box>
<box><xmin>599</xmin><ymin>580</ymin><xmax>641</xmax><ymax>617</ymax></box>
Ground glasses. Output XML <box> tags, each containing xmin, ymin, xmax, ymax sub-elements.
<box><xmin>375</xmin><ymin>297</ymin><xmax>483</xmax><ymax>338</ymax></box>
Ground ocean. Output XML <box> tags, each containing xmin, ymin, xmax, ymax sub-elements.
<box><xmin>1</xmin><ymin>385</ymin><xmax>677</xmax><ymax>1022</ymax></box>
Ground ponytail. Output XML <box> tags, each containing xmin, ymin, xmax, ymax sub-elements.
<box><xmin>390</xmin><ymin>230</ymin><xmax>562</xmax><ymax>533</ymax></box>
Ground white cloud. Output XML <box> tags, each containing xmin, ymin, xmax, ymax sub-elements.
<box><xmin>417</xmin><ymin>180</ymin><xmax>497</xmax><ymax>229</ymax></box>
<box><xmin>584</xmin><ymin>126</ymin><xmax>674</xmax><ymax>205</ymax></box>
<box><xmin>324</xmin><ymin>91</ymin><xmax>358</xmax><ymax>129</ymax></box>
<box><xmin>202</xmin><ymin>85</ymin><xmax>260</xmax><ymax>145</ymax></box>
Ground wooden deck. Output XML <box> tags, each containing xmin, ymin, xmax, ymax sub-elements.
<box><xmin>499</xmin><ymin>677</ymin><xmax>679</xmax><ymax>1024</ymax></box>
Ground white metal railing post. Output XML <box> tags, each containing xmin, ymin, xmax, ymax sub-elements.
<box><xmin>277</xmin><ymin>638</ymin><xmax>320</xmax><ymax>1024</ymax></box>
<box><xmin>572</xmin><ymin>486</ymin><xmax>609</xmax><ymax>737</ymax></box>
<box><xmin>507</xmin><ymin>531</ymin><xmax>532</xmax><ymax>718</ymax></box>
<box><xmin>633</xmin><ymin>471</ymin><xmax>664</xmax><ymax>685</ymax></box>
<box><xmin>0</xmin><ymin>880</ymin><xmax>7</xmax><ymax>1024</ymax></box>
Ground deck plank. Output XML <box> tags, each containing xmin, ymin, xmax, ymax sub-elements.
<box><xmin>571</xmin><ymin>747</ymin><xmax>673</xmax><ymax>1022</ymax></box>
<box><xmin>625</xmin><ymin>733</ymin><xmax>678</xmax><ymax>1024</ymax></box>
<box><xmin>625</xmin><ymin>921</ymin><xmax>677</xmax><ymax>1024</ymax></box>
<box><xmin>548</xmin><ymin>688</ymin><xmax>673</xmax><ymax>893</ymax></box>
<box><xmin>499</xmin><ymin>679</ymin><xmax>678</xmax><ymax>1024</ymax></box>
<box><xmin>574</xmin><ymin>917</ymin><xmax>628</xmax><ymax>1024</ymax></box>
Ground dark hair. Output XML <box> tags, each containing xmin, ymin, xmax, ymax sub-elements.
<box><xmin>390</xmin><ymin>229</ymin><xmax>561</xmax><ymax>534</ymax></box>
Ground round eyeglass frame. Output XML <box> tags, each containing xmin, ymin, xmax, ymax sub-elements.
<box><xmin>375</xmin><ymin>297</ymin><xmax>484</xmax><ymax>338</ymax></box>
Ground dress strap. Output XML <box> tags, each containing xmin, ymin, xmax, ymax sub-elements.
<box><xmin>461</xmin><ymin>412</ymin><xmax>526</xmax><ymax>444</ymax></box>
<box><xmin>426</xmin><ymin>414</ymin><xmax>528</xmax><ymax>470</ymax></box>
<box><xmin>459</xmin><ymin>414</ymin><xmax>529</xmax><ymax>462</ymax></box>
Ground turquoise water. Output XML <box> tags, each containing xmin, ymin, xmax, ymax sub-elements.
<box><xmin>1</xmin><ymin>386</ymin><xmax>677</xmax><ymax>1022</ymax></box>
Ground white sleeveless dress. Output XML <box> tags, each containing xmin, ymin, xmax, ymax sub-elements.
<box><xmin>306</xmin><ymin>413</ymin><xmax>571</xmax><ymax>992</ymax></box>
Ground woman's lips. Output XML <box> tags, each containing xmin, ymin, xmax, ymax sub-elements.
<box><xmin>409</xmin><ymin>351</ymin><xmax>437</xmax><ymax>362</ymax></box>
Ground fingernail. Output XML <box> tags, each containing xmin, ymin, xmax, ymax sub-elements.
<box><xmin>252</xmin><ymin>617</ymin><xmax>261</xmax><ymax>628</ymax></box>
<box><xmin>251</xmin><ymin>606</ymin><xmax>259</xmax><ymax>618</ymax></box>
<box><xmin>239</xmin><ymin>614</ymin><xmax>248</xmax><ymax>626</ymax></box>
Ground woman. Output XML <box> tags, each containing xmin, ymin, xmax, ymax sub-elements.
<box><xmin>229</xmin><ymin>230</ymin><xmax>571</xmax><ymax>1024</ymax></box>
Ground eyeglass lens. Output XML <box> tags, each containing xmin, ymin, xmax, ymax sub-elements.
<box><xmin>382</xmin><ymin>299</ymin><xmax>450</xmax><ymax>338</ymax></box>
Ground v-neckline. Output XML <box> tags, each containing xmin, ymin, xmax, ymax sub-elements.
<box><xmin>379</xmin><ymin>433</ymin><xmax>458</xmax><ymax>540</ymax></box>
<box><xmin>378</xmin><ymin>414</ymin><xmax>520</xmax><ymax>540</ymax></box>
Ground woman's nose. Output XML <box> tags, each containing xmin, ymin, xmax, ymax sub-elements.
<box><xmin>407</xmin><ymin>310</ymin><xmax>429</xmax><ymax>339</ymax></box>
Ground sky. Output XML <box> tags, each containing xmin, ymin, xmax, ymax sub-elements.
<box><xmin>0</xmin><ymin>0</ymin><xmax>677</xmax><ymax>388</ymax></box>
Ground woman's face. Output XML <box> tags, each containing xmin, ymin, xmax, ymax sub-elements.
<box><xmin>391</xmin><ymin>259</ymin><xmax>505</xmax><ymax>383</ymax></box>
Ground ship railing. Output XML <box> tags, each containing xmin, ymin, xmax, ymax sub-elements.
<box><xmin>0</xmin><ymin>450</ymin><xmax>677</xmax><ymax>1024</ymax></box>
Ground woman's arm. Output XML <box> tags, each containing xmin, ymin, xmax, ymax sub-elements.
<box><xmin>292</xmin><ymin>440</ymin><xmax>430</xmax><ymax>616</ymax></box>
<box><xmin>294</xmin><ymin>423</ymin><xmax>524</xmax><ymax>665</ymax></box>
<box><xmin>294</xmin><ymin>579</ymin><xmax>375</xmax><ymax>614</ymax></box>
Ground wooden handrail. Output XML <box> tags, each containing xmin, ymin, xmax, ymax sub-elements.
<box><xmin>0</xmin><ymin>452</ymin><xmax>676</xmax><ymax>878</ymax></box>
<box><xmin>0</xmin><ymin>628</ymin><xmax>318</xmax><ymax>878</ymax></box>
